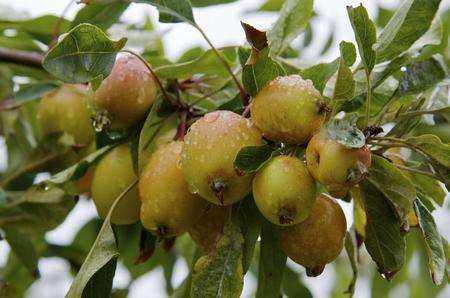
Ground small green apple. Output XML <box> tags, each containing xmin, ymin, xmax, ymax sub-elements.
<box><xmin>253</xmin><ymin>155</ymin><xmax>316</xmax><ymax>226</ymax></box>
<box><xmin>306</xmin><ymin>132</ymin><xmax>371</xmax><ymax>198</ymax></box>
<box><xmin>139</xmin><ymin>141</ymin><xmax>207</xmax><ymax>238</ymax></box>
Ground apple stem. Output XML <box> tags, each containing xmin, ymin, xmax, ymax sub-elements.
<box><xmin>122</xmin><ymin>50</ymin><xmax>175</xmax><ymax>108</ymax></box>
<box><xmin>175</xmin><ymin>111</ymin><xmax>188</xmax><ymax>141</ymax></box>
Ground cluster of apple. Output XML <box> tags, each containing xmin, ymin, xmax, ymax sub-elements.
<box><xmin>37</xmin><ymin>53</ymin><xmax>372</xmax><ymax>275</ymax></box>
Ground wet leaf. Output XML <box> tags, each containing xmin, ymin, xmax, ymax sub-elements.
<box><xmin>366</xmin><ymin>155</ymin><xmax>416</xmax><ymax>221</ymax></box>
<box><xmin>43</xmin><ymin>23</ymin><xmax>127</xmax><ymax>83</ymax></box>
<box><xmin>322</xmin><ymin>119</ymin><xmax>365</xmax><ymax>148</ymax></box>
<box><xmin>256</xmin><ymin>220</ymin><xmax>286</xmax><ymax>298</ymax></box>
<box><xmin>360</xmin><ymin>180</ymin><xmax>406</xmax><ymax>278</ymax></box>
<box><xmin>236</xmin><ymin>195</ymin><xmax>261</xmax><ymax>272</ymax></box>
<box><xmin>413</xmin><ymin>199</ymin><xmax>446</xmax><ymax>285</ymax></box>
<box><xmin>344</xmin><ymin>229</ymin><xmax>358</xmax><ymax>297</ymax></box>
<box><xmin>66</xmin><ymin>180</ymin><xmax>137</xmax><ymax>298</ymax></box>
<box><xmin>347</xmin><ymin>4</ymin><xmax>377</xmax><ymax>73</ymax></box>
<box><xmin>298</xmin><ymin>60</ymin><xmax>339</xmax><ymax>93</ymax></box>
<box><xmin>234</xmin><ymin>145</ymin><xmax>276</xmax><ymax>175</ymax></box>
<box><xmin>190</xmin><ymin>215</ymin><xmax>244</xmax><ymax>298</ymax></box>
<box><xmin>242</xmin><ymin>47</ymin><xmax>284</xmax><ymax>96</ymax></box>
<box><xmin>333</xmin><ymin>42</ymin><xmax>356</xmax><ymax>102</ymax></box>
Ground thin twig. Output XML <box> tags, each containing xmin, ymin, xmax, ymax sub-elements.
<box><xmin>122</xmin><ymin>50</ymin><xmax>174</xmax><ymax>105</ymax></box>
<box><xmin>0</xmin><ymin>150</ymin><xmax>66</xmax><ymax>188</ymax></box>
<box><xmin>242</xmin><ymin>102</ymin><xmax>252</xmax><ymax>117</ymax></box>
<box><xmin>370</xmin><ymin>136</ymin><xmax>443</xmax><ymax>167</ymax></box>
<box><xmin>0</xmin><ymin>47</ymin><xmax>43</xmax><ymax>68</ymax></box>
<box><xmin>373</xmin><ymin>91</ymin><xmax>397</xmax><ymax>125</ymax></box>
<box><xmin>175</xmin><ymin>110</ymin><xmax>188</xmax><ymax>141</ymax></box>
<box><xmin>49</xmin><ymin>0</ymin><xmax>75</xmax><ymax>49</ymax></box>
<box><xmin>194</xmin><ymin>25</ymin><xmax>248</xmax><ymax>105</ymax></box>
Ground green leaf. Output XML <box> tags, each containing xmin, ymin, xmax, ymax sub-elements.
<box><xmin>0</xmin><ymin>187</ymin><xmax>74</xmax><ymax>232</ymax></box>
<box><xmin>347</xmin><ymin>4</ymin><xmax>377</xmax><ymax>73</ymax></box>
<box><xmin>134</xmin><ymin>0</ymin><xmax>195</xmax><ymax>24</ymax></box>
<box><xmin>66</xmin><ymin>223</ymin><xmax>118</xmax><ymax>298</ymax></box>
<box><xmin>0</xmin><ymin>82</ymin><xmax>59</xmax><ymax>110</ymax></box>
<box><xmin>47</xmin><ymin>146</ymin><xmax>112</xmax><ymax>186</ymax></box>
<box><xmin>242</xmin><ymin>47</ymin><xmax>284</xmax><ymax>96</ymax></box>
<box><xmin>234</xmin><ymin>145</ymin><xmax>275</xmax><ymax>175</ymax></box>
<box><xmin>344</xmin><ymin>229</ymin><xmax>358</xmax><ymax>297</ymax></box>
<box><xmin>268</xmin><ymin>0</ymin><xmax>314</xmax><ymax>56</ymax></box>
<box><xmin>3</xmin><ymin>227</ymin><xmax>39</xmax><ymax>278</ymax></box>
<box><xmin>66</xmin><ymin>180</ymin><xmax>137</xmax><ymax>298</ymax></box>
<box><xmin>366</xmin><ymin>155</ymin><xmax>416</xmax><ymax>221</ymax></box>
<box><xmin>0</xmin><ymin>15</ymin><xmax>71</xmax><ymax>44</ymax></box>
<box><xmin>333</xmin><ymin>42</ymin><xmax>356</xmax><ymax>102</ymax></box>
<box><xmin>405</xmin><ymin>134</ymin><xmax>450</xmax><ymax>168</ymax></box>
<box><xmin>190</xmin><ymin>215</ymin><xmax>244</xmax><ymax>298</ymax></box>
<box><xmin>256</xmin><ymin>220</ymin><xmax>287</xmax><ymax>298</ymax></box>
<box><xmin>71</xmin><ymin>1</ymin><xmax>130</xmax><ymax>30</ymax></box>
<box><xmin>257</xmin><ymin>0</ymin><xmax>284</xmax><ymax>12</ymax></box>
<box><xmin>138</xmin><ymin>99</ymin><xmax>177</xmax><ymax>171</ymax></box>
<box><xmin>236</xmin><ymin>195</ymin><xmax>261</xmax><ymax>273</ymax></box>
<box><xmin>43</xmin><ymin>23</ymin><xmax>127</xmax><ymax>84</ymax></box>
<box><xmin>372</xmin><ymin>54</ymin><xmax>412</xmax><ymax>88</ymax></box>
<box><xmin>410</xmin><ymin>171</ymin><xmax>446</xmax><ymax>207</ymax></box>
<box><xmin>191</xmin><ymin>0</ymin><xmax>238</xmax><ymax>7</ymax></box>
<box><xmin>319</xmin><ymin>31</ymin><xmax>334</xmax><ymax>56</ymax></box>
<box><xmin>397</xmin><ymin>57</ymin><xmax>447</xmax><ymax>96</ymax></box>
<box><xmin>360</xmin><ymin>180</ymin><xmax>406</xmax><ymax>278</ymax></box>
<box><xmin>82</xmin><ymin>258</ymin><xmax>117</xmax><ymax>298</ymax></box>
<box><xmin>442</xmin><ymin>237</ymin><xmax>450</xmax><ymax>282</ymax></box>
<box><xmin>115</xmin><ymin>223</ymin><xmax>166</xmax><ymax>279</ymax></box>
<box><xmin>156</xmin><ymin>47</ymin><xmax>237</xmax><ymax>79</ymax></box>
<box><xmin>322</xmin><ymin>119</ymin><xmax>365</xmax><ymax>148</ymax></box>
<box><xmin>375</xmin><ymin>0</ymin><xmax>442</xmax><ymax>62</ymax></box>
<box><xmin>376</xmin><ymin>6</ymin><xmax>394</xmax><ymax>28</ymax></box>
<box><xmin>282</xmin><ymin>267</ymin><xmax>312</xmax><ymax>298</ymax></box>
<box><xmin>339</xmin><ymin>41</ymin><xmax>357</xmax><ymax>66</ymax></box>
<box><xmin>413</xmin><ymin>199</ymin><xmax>446</xmax><ymax>285</ymax></box>
<box><xmin>177</xmin><ymin>46</ymin><xmax>205</xmax><ymax>63</ymax></box>
<box><xmin>298</xmin><ymin>60</ymin><xmax>339</xmax><ymax>93</ymax></box>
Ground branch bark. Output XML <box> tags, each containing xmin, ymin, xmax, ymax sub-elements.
<box><xmin>0</xmin><ymin>47</ymin><xmax>43</xmax><ymax>68</ymax></box>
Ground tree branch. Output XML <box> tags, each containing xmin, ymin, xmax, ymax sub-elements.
<box><xmin>0</xmin><ymin>47</ymin><xmax>43</xmax><ymax>68</ymax></box>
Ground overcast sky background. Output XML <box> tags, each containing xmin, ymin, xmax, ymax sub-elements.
<box><xmin>0</xmin><ymin>0</ymin><xmax>449</xmax><ymax>297</ymax></box>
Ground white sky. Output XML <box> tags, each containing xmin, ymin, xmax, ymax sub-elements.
<box><xmin>0</xmin><ymin>0</ymin><xmax>450</xmax><ymax>297</ymax></box>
